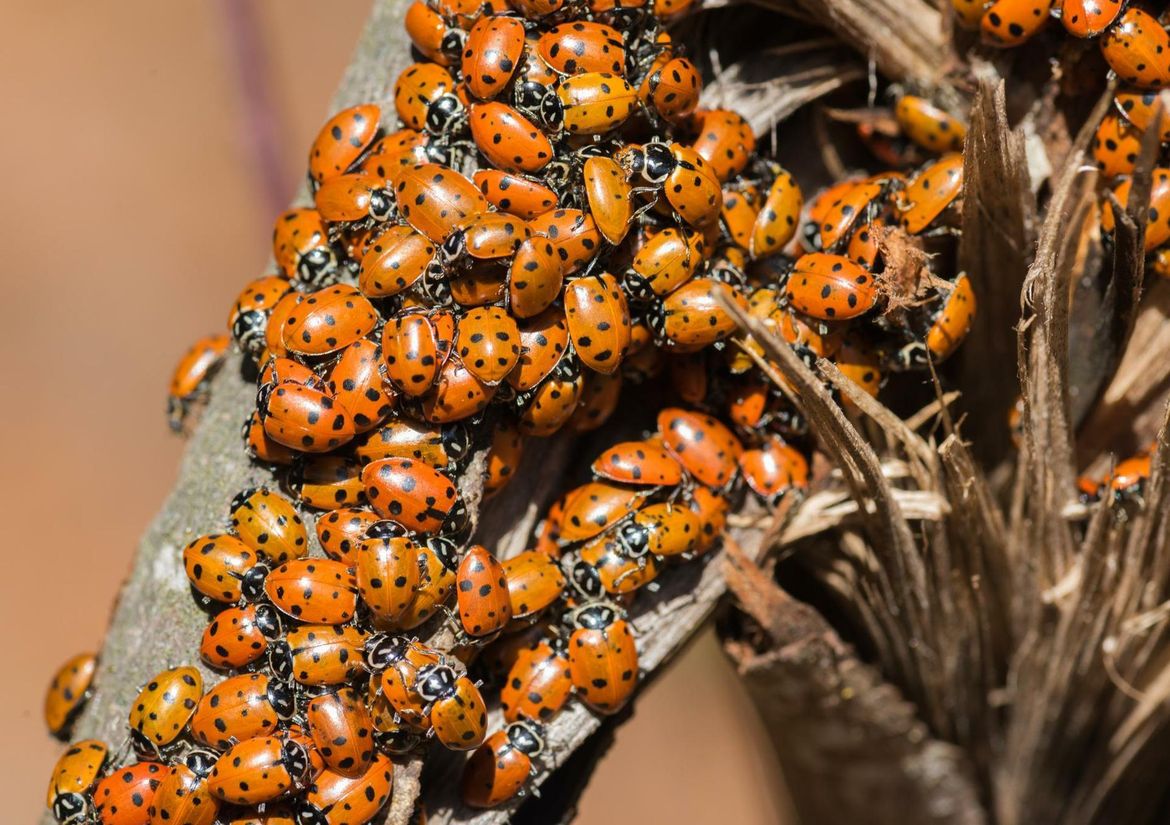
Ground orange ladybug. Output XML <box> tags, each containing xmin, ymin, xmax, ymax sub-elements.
<box><xmin>461</xmin><ymin>720</ymin><xmax>545</xmax><ymax>807</ymax></box>
<box><xmin>657</xmin><ymin>407</ymin><xmax>743</xmax><ymax>488</ymax></box>
<box><xmin>93</xmin><ymin>761</ymin><xmax>167</xmax><ymax>825</ymax></box>
<box><xmin>167</xmin><ymin>333</ymin><xmax>230</xmax><ymax>432</ymax></box>
<box><xmin>295</xmin><ymin>754</ymin><xmax>395</xmax><ymax>825</ymax></box>
<box><xmin>260</xmin><ymin>558</ymin><xmax>359</xmax><ymax>625</ymax></box>
<box><xmin>44</xmin><ymin>652</ymin><xmax>97</xmax><ymax>738</ymax></box>
<box><xmin>305</xmin><ymin>687</ymin><xmax>377</xmax><ymax>777</ymax></box>
<box><xmin>207</xmin><ymin>736</ymin><xmax>313</xmax><ymax>806</ymax></box>
<box><xmin>566</xmin><ymin>602</ymin><xmax>638</xmax><ymax>714</ymax></box>
<box><xmin>457</xmin><ymin>545</ymin><xmax>513</xmax><ymax>637</ymax></box>
<box><xmin>229</xmin><ymin>487</ymin><xmax>308</xmax><ymax>564</ymax></box>
<box><xmin>309</xmin><ymin>103</ymin><xmax>381</xmax><ymax>187</ymax></box>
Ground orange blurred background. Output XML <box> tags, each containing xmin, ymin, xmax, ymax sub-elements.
<box><xmin>0</xmin><ymin>3</ymin><xmax>789</xmax><ymax>821</ymax></box>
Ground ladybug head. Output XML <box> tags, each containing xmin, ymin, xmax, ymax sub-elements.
<box><xmin>426</xmin><ymin>535</ymin><xmax>461</xmax><ymax>572</ymax></box>
<box><xmin>641</xmin><ymin>141</ymin><xmax>675</xmax><ymax>184</ymax></box>
<box><xmin>374</xmin><ymin>728</ymin><xmax>423</xmax><ymax>755</ymax></box>
<box><xmin>240</xmin><ymin>564</ymin><xmax>270</xmax><ymax>603</ymax></box>
<box><xmin>441</xmin><ymin>230</ymin><xmax>467</xmax><ymax>263</ymax></box>
<box><xmin>267</xmin><ymin>679</ymin><xmax>297</xmax><ymax>719</ymax></box>
<box><xmin>268</xmin><ymin>641</ymin><xmax>294</xmax><ymax>683</ymax></box>
<box><xmin>416</xmin><ymin>664</ymin><xmax>458</xmax><ymax>703</ymax></box>
<box><xmin>231</xmin><ymin>310</ymin><xmax>268</xmax><ymax>356</ymax></box>
<box><xmin>539</xmin><ymin>93</ymin><xmax>564</xmax><ymax>132</ymax></box>
<box><xmin>571</xmin><ymin>602</ymin><xmax>619</xmax><ymax>631</ymax></box>
<box><xmin>426</xmin><ymin>94</ymin><xmax>464</xmax><ymax>135</ymax></box>
<box><xmin>507</xmin><ymin>720</ymin><xmax>546</xmax><ymax>757</ymax></box>
<box><xmin>295</xmin><ymin>802</ymin><xmax>329</xmax><ymax>825</ymax></box>
<box><xmin>568</xmin><ymin>559</ymin><xmax>604</xmax><ymax>601</ymax></box>
<box><xmin>439</xmin><ymin>29</ymin><xmax>466</xmax><ymax>63</ymax></box>
<box><xmin>229</xmin><ymin>487</ymin><xmax>262</xmax><ymax>515</ymax></box>
<box><xmin>441</xmin><ymin>422</ymin><xmax>472</xmax><ymax>465</ymax></box>
<box><xmin>368</xmin><ymin>189</ymin><xmax>394</xmax><ymax>223</ymax></box>
<box><xmin>440</xmin><ymin>500</ymin><xmax>472</xmax><ymax>545</ymax></box>
<box><xmin>183</xmin><ymin>749</ymin><xmax>218</xmax><ymax>779</ymax></box>
<box><xmin>52</xmin><ymin>792</ymin><xmax>89</xmax><ymax>825</ymax></box>
<box><xmin>364</xmin><ymin>633</ymin><xmax>409</xmax><ymax>670</ymax></box>
<box><xmin>615</xmin><ymin>517</ymin><xmax>651</xmax><ymax>558</ymax></box>
<box><xmin>254</xmin><ymin>603</ymin><xmax>283</xmax><ymax>640</ymax></box>
<box><xmin>366</xmin><ymin>520</ymin><xmax>410</xmax><ymax>541</ymax></box>
<box><xmin>297</xmin><ymin>246</ymin><xmax>338</xmax><ymax>287</ymax></box>
<box><xmin>280</xmin><ymin>738</ymin><xmax>312</xmax><ymax>784</ymax></box>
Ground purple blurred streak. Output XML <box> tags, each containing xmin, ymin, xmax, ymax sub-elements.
<box><xmin>217</xmin><ymin>0</ymin><xmax>291</xmax><ymax>216</ymax></box>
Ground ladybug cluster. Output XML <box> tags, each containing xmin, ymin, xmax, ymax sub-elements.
<box><xmin>47</xmin><ymin>0</ymin><xmax>986</xmax><ymax>820</ymax></box>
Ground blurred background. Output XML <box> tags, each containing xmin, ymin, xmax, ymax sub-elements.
<box><xmin>0</xmin><ymin>2</ymin><xmax>791</xmax><ymax>821</ymax></box>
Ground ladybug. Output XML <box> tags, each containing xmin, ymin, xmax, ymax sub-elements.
<box><xmin>281</xmin><ymin>285</ymin><xmax>378</xmax><ymax>358</ymax></box>
<box><xmin>1092</xmin><ymin>112</ymin><xmax>1141</xmax><ymax>179</ymax></box>
<box><xmin>147</xmin><ymin>749</ymin><xmax>220</xmax><ymax>825</ymax></box>
<box><xmin>382</xmin><ymin>309</ymin><xmax>456</xmax><ymax>398</ymax></box>
<box><xmin>1115</xmin><ymin>88</ymin><xmax>1170</xmax><ymax>142</ymax></box>
<box><xmin>359</xmin><ymin>224</ymin><xmax>435</xmax><ymax>298</ymax></box>
<box><xmin>834</xmin><ymin>336</ymin><xmax>884</xmax><ymax>400</ymax></box>
<box><xmin>502</xmin><ymin>550</ymin><xmax>566</xmax><ymax>620</ymax></box>
<box><xmin>243</xmin><ymin>410</ymin><xmax>296</xmax><ymax>465</ymax></box>
<box><xmin>288</xmin><ymin>454</ymin><xmax>366</xmax><ymax>510</ymax></box>
<box><xmin>419</xmin><ymin>356</ymin><xmax>498</xmax><ymax>423</ymax></box>
<box><xmin>896</xmin><ymin>152</ymin><xmax>964</xmax><ymax>234</ymax></box>
<box><xmin>739</xmin><ymin>437</ymin><xmax>810</xmax><ymax>504</ymax></box>
<box><xmin>260</xmin><ymin>355</ymin><xmax>321</xmax><ymax>389</ymax></box>
<box><xmin>295</xmin><ymin>754</ymin><xmax>394</xmax><ymax>825</ymax></box>
<box><xmin>405</xmin><ymin>0</ymin><xmax>463</xmax><ymax>66</ymax></box>
<box><xmin>415</xmin><ymin>664</ymin><xmax>489</xmax><ymax>749</ymax></box>
<box><xmin>812</xmin><ymin>177</ymin><xmax>890</xmax><ymax>251</ymax></box>
<box><xmin>846</xmin><ymin>218</ymin><xmax>886</xmax><ymax>269</ymax></box>
<box><xmin>393</xmin><ymin>62</ymin><xmax>465</xmax><ymax>135</ymax></box>
<box><xmin>260</xmin><ymin>558</ymin><xmax>359</xmax><ymax>624</ymax></box>
<box><xmin>229</xmin><ymin>487</ymin><xmax>307</xmax><ymax>564</ymax></box>
<box><xmin>167</xmin><ymin>333</ymin><xmax>230</xmax><ymax>432</ymax></box>
<box><xmin>309</xmin><ymin>103</ymin><xmax>381</xmax><ymax>187</ymax></box>
<box><xmin>200</xmin><ymin>603</ymin><xmax>282</xmax><ymax>669</ymax></box>
<box><xmin>461</xmin><ymin>720</ymin><xmax>545</xmax><ymax>807</ymax></box>
<box><xmin>360</xmin><ymin>457</ymin><xmax>461</xmax><ymax>533</ymax></box>
<box><xmin>952</xmin><ymin>0</ymin><xmax>991</xmax><ymax>27</ymax></box>
<box><xmin>397</xmin><ymin>538</ymin><xmax>459</xmax><ymax>629</ymax></box>
<box><xmin>448</xmin><ymin>264</ymin><xmax>508</xmax><ymax>307</ymax></box>
<box><xmin>658</xmin><ymin>407</ymin><xmax>744</xmax><ymax>488</ymax></box>
<box><xmin>394</xmin><ymin>163</ymin><xmax>488</xmax><ymax>242</ymax></box>
<box><xmin>691</xmin><ymin>108</ymin><xmax>756</xmax><ymax>182</ymax></box>
<box><xmin>980</xmin><ymin>0</ymin><xmax>1053</xmax><ymax>46</ymax></box>
<box><xmin>305</xmin><ymin>687</ymin><xmax>376</xmax><ymax>776</ymax></box>
<box><xmin>442</xmin><ymin>212</ymin><xmax>531</xmax><ymax>270</ymax></box>
<box><xmin>619</xmin><ymin>501</ymin><xmax>707</xmax><ymax>558</ymax></box>
<box><xmin>583</xmin><ymin>156</ymin><xmax>634</xmax><ymax>245</ymax></box>
<box><xmin>355</xmin><ymin>534</ymin><xmax>421</xmax><ymax>624</ymax></box>
<box><xmin>573</xmin><ymin>534</ymin><xmax>660</xmax><ymax>596</ymax></box>
<box><xmin>326</xmin><ymin>339</ymin><xmax>396</xmax><ymax>434</ymax></box>
<box><xmin>1109</xmin><ymin>452</ymin><xmax>1152</xmax><ymax>499</ymax></box>
<box><xmin>356</xmin><ymin>418</ymin><xmax>469</xmax><ymax>468</ymax></box>
<box><xmin>508</xmin><ymin>235</ymin><xmax>564</xmax><ymax>320</ymax></box>
<box><xmin>468</xmin><ymin>102</ymin><xmax>554</xmax><ymax>173</ymax></box>
<box><xmin>368</xmin><ymin>635</ymin><xmax>445</xmax><ymax>730</ymax></box>
<box><xmin>208</xmin><ymin>736</ymin><xmax>312</xmax><ymax>806</ymax></box>
<box><xmin>229</xmin><ymin>276</ymin><xmax>293</xmax><ymax>359</ymax></box>
<box><xmin>655</xmin><ymin>277</ymin><xmax>743</xmax><ymax>350</ymax></box>
<box><xmin>501</xmin><ymin>639</ymin><xmax>571</xmax><ymax>722</ymax></box>
<box><xmin>1101</xmin><ymin>7</ymin><xmax>1170</xmax><ymax>89</ymax></box>
<box><xmin>564</xmin><ymin>272</ymin><xmax>632</xmax><ymax>374</ymax></box>
<box><xmin>528</xmin><ymin>208</ymin><xmax>602</xmax><ymax>275</ymax></box>
<box><xmin>642</xmin><ymin>56</ymin><xmax>702</xmax><ymax>122</ymax></box>
<box><xmin>624</xmin><ymin>226</ymin><xmax>704</xmax><ymax>300</ymax></box>
<box><xmin>92</xmin><ymin>761</ymin><xmax>166</xmax><ymax>825</ymax></box>
<box><xmin>778</xmin><ymin>306</ymin><xmax>845</xmax><ymax>358</ymax></box>
<box><xmin>457</xmin><ymin>544</ymin><xmax>513</xmax><ymax>637</ymax></box>
<box><xmin>568</xmin><ymin>369</ymin><xmax>623</xmax><ymax>433</ymax></box>
<box><xmin>315</xmin><ymin>507</ymin><xmax>380</xmax><ymax>563</ymax></box>
<box><xmin>1102</xmin><ymin>168</ymin><xmax>1170</xmax><ymax>252</ymax></box>
<box><xmin>508</xmin><ymin>308</ymin><xmax>570</xmax><ymax>391</ymax></box>
<box><xmin>720</xmin><ymin>184</ymin><xmax>761</xmax><ymax>251</ymax></box>
<box><xmin>592</xmin><ymin>438</ymin><xmax>683</xmax><ymax>486</ymax></box>
<box><xmin>264</xmin><ymin>290</ymin><xmax>303</xmax><ymax>359</ymax></box>
<box><xmin>46</xmin><ymin>739</ymin><xmax>108</xmax><ymax>825</ymax></box>
<box><xmin>518</xmin><ymin>363</ymin><xmax>585</xmax><ymax>437</ymax></box>
<box><xmin>922</xmin><ymin>273</ymin><xmax>977</xmax><ymax>364</ymax></box>
<box><xmin>787</xmin><ymin>253</ymin><xmax>878</xmax><ymax>321</ymax></box>
<box><xmin>474</xmin><ymin>169</ymin><xmax>558</xmax><ymax>219</ymax></box>
<box><xmin>44</xmin><ymin>652</ymin><xmax>97</xmax><ymax>738</ymax></box>
<box><xmin>258</xmin><ymin>381</ymin><xmax>356</xmax><ymax>454</ymax></box>
<box><xmin>462</xmin><ymin>15</ymin><xmax>525</xmax><ymax>100</ymax></box>
<box><xmin>554</xmin><ymin>71</ymin><xmax>638</xmax><ymax>135</ymax></box>
<box><xmin>183</xmin><ymin>533</ymin><xmax>257</xmax><ymax>603</ymax></box>
<box><xmin>273</xmin><ymin>208</ymin><xmax>338</xmax><ymax>285</ymax></box>
<box><xmin>314</xmin><ymin>172</ymin><xmax>394</xmax><ymax>224</ymax></box>
<box><xmin>128</xmin><ymin>665</ymin><xmax>203</xmax><ymax>754</ymax></box>
<box><xmin>270</xmin><ymin>624</ymin><xmax>369</xmax><ymax>686</ymax></box>
<box><xmin>566</xmin><ymin>602</ymin><xmax>638</xmax><ymax>713</ymax></box>
<box><xmin>558</xmin><ymin>481</ymin><xmax>646</xmax><ymax>542</ymax></box>
<box><xmin>618</xmin><ymin>141</ymin><xmax>723</xmax><ymax>228</ymax></box>
<box><xmin>538</xmin><ymin>22</ymin><xmax>625</xmax><ymax>75</ymax></box>
<box><xmin>689</xmin><ymin>485</ymin><xmax>730</xmax><ymax>547</ymax></box>
<box><xmin>749</xmin><ymin>168</ymin><xmax>802</xmax><ymax>258</ymax></box>
<box><xmin>894</xmin><ymin>95</ymin><xmax>966</xmax><ymax>153</ymax></box>
<box><xmin>485</xmin><ymin>420</ymin><xmax>525</xmax><ymax>498</ymax></box>
<box><xmin>190</xmin><ymin>672</ymin><xmax>294</xmax><ymax>749</ymax></box>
